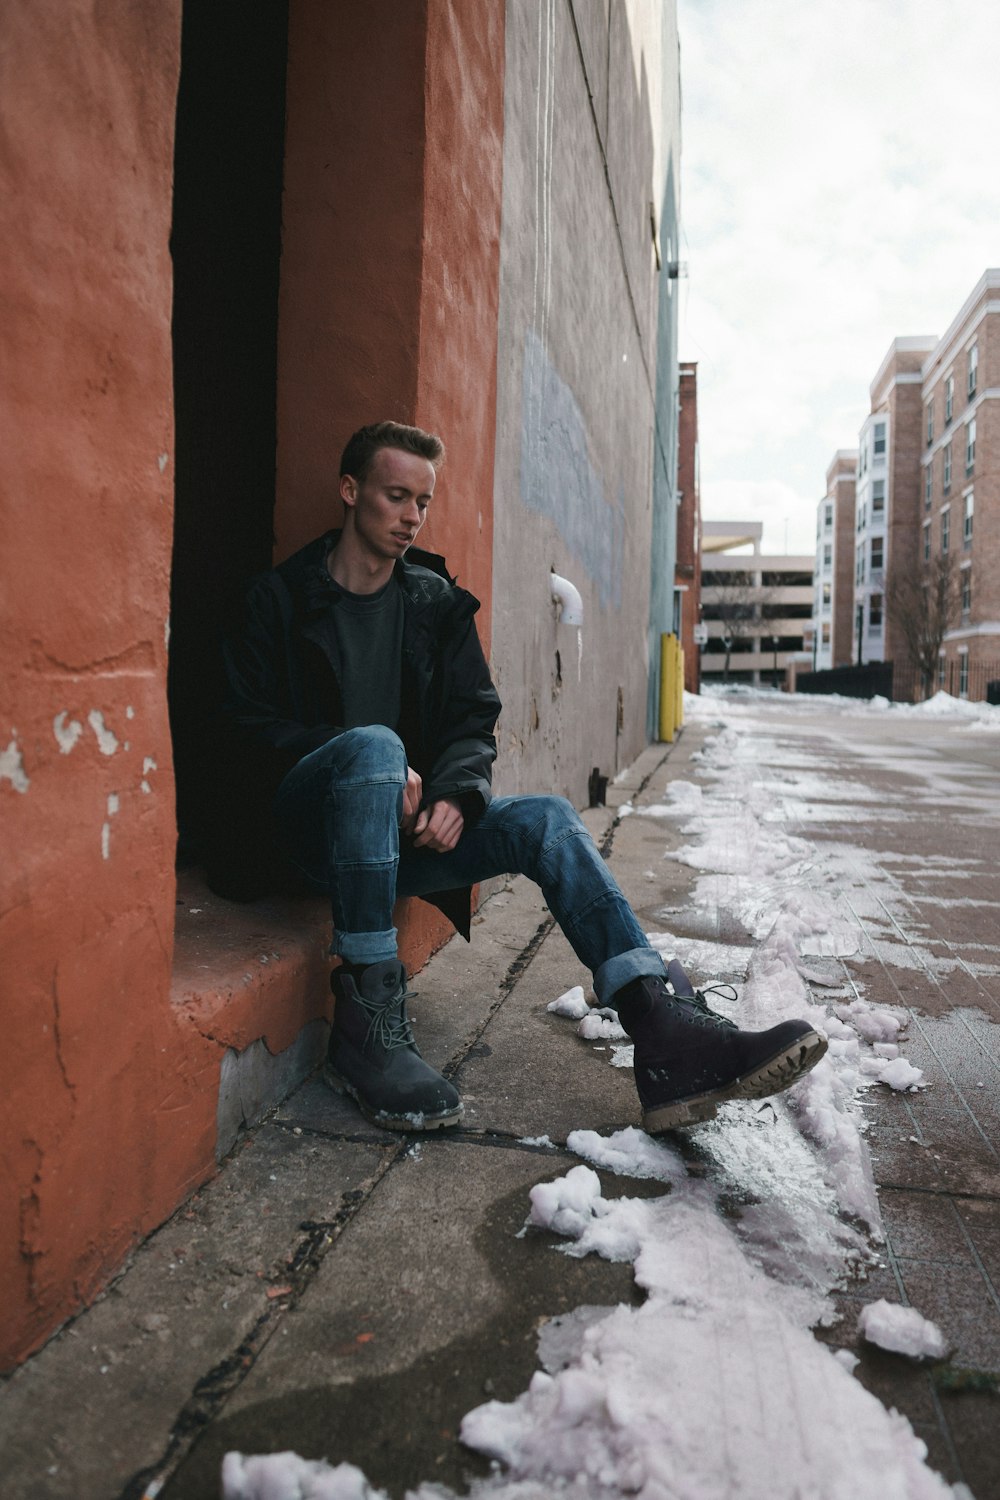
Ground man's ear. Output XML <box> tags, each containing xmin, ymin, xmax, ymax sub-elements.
<box><xmin>339</xmin><ymin>473</ymin><xmax>357</xmax><ymax>511</ymax></box>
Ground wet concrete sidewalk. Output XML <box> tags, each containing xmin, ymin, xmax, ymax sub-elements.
<box><xmin>2</xmin><ymin>699</ymin><xmax>999</xmax><ymax>1500</ymax></box>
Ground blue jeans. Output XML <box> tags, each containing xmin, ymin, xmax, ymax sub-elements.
<box><xmin>272</xmin><ymin>726</ymin><xmax>665</xmax><ymax>1005</ymax></box>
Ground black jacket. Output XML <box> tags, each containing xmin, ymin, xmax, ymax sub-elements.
<box><xmin>214</xmin><ymin>531</ymin><xmax>501</xmax><ymax>937</ymax></box>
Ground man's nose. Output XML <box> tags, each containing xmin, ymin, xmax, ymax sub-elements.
<box><xmin>403</xmin><ymin>498</ymin><xmax>422</xmax><ymax>526</ymax></box>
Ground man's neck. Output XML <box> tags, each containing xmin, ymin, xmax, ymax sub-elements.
<box><xmin>326</xmin><ymin>534</ymin><xmax>396</xmax><ymax>595</ymax></box>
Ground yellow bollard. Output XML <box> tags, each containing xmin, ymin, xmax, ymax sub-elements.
<box><xmin>659</xmin><ymin>635</ymin><xmax>686</xmax><ymax>743</ymax></box>
<box><xmin>659</xmin><ymin>633</ymin><xmax>676</xmax><ymax>742</ymax></box>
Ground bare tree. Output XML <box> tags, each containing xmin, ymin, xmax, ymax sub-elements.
<box><xmin>707</xmin><ymin>570</ymin><xmax>775</xmax><ymax>681</ymax></box>
<box><xmin>886</xmin><ymin>552</ymin><xmax>960</xmax><ymax>698</ymax></box>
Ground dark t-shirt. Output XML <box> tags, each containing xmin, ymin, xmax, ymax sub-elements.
<box><xmin>328</xmin><ymin>574</ymin><xmax>404</xmax><ymax>730</ymax></box>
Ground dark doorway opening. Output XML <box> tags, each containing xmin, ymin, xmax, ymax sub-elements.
<box><xmin>168</xmin><ymin>1</ymin><xmax>289</xmax><ymax>859</ymax></box>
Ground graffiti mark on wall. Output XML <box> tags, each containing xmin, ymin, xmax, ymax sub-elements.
<box><xmin>521</xmin><ymin>329</ymin><xmax>623</xmax><ymax>610</ymax></box>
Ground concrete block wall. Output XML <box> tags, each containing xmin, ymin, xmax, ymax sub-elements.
<box><xmin>490</xmin><ymin>0</ymin><xmax>679</xmax><ymax>800</ymax></box>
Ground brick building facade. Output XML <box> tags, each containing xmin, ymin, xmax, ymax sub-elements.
<box><xmin>838</xmin><ymin>272</ymin><xmax>1000</xmax><ymax>699</ymax></box>
<box><xmin>920</xmin><ymin>270</ymin><xmax>1000</xmax><ymax>694</ymax></box>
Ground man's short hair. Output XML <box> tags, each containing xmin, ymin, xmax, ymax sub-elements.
<box><xmin>339</xmin><ymin>421</ymin><xmax>445</xmax><ymax>481</ymax></box>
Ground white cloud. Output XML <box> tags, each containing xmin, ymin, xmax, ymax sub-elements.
<box><xmin>678</xmin><ymin>0</ymin><xmax>1000</xmax><ymax>555</ymax></box>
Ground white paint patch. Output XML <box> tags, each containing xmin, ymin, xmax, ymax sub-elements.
<box><xmin>142</xmin><ymin>756</ymin><xmax>157</xmax><ymax>775</ymax></box>
<box><xmin>53</xmin><ymin>712</ymin><xmax>83</xmax><ymax>755</ymax></box>
<box><xmin>101</xmin><ymin>823</ymin><xmax>110</xmax><ymax>860</ymax></box>
<box><xmin>157</xmin><ymin>452</ymin><xmax>169</xmax><ymax>473</ymax></box>
<box><xmin>107</xmin><ymin>793</ymin><xmax>119</xmax><ymax>817</ymax></box>
<box><xmin>164</xmin><ymin>617</ymin><xmax>171</xmax><ymax>650</ymax></box>
<box><xmin>87</xmin><ymin>710</ymin><xmax>119</xmax><ymax>756</ymax></box>
<box><xmin>0</xmin><ymin>736</ymin><xmax>29</xmax><ymax>794</ymax></box>
<box><xmin>126</xmin><ymin>705</ymin><xmax>135</xmax><ymax>720</ymax></box>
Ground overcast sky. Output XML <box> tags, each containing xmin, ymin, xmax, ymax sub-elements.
<box><xmin>676</xmin><ymin>0</ymin><xmax>1000</xmax><ymax>555</ymax></box>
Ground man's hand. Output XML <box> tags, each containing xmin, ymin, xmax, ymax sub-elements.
<box><xmin>412</xmin><ymin>797</ymin><xmax>465</xmax><ymax>853</ymax></box>
<box><xmin>400</xmin><ymin>766</ymin><xmax>423</xmax><ymax>835</ymax></box>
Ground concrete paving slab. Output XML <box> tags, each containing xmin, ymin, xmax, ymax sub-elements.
<box><xmin>0</xmin><ymin>1127</ymin><xmax>391</xmax><ymax>1500</ymax></box>
<box><xmin>453</xmin><ymin>920</ymin><xmax>640</xmax><ymax>1141</ymax></box>
<box><xmin>160</xmin><ymin>1140</ymin><xmax>662</xmax><ymax>1500</ymax></box>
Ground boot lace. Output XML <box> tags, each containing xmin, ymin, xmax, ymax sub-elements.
<box><xmin>684</xmin><ymin>983</ymin><xmax>739</xmax><ymax>1030</ymax></box>
<box><xmin>355</xmin><ymin>986</ymin><xmax>418</xmax><ymax>1053</ymax></box>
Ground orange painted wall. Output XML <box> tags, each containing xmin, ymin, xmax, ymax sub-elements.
<box><xmin>0</xmin><ymin>2</ymin><xmax>224</xmax><ymax>1368</ymax></box>
<box><xmin>275</xmin><ymin>0</ymin><xmax>505</xmax><ymax>972</ymax></box>
<box><xmin>0</xmin><ymin>0</ymin><xmax>506</xmax><ymax>1369</ymax></box>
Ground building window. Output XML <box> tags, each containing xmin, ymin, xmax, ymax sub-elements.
<box><xmin>869</xmin><ymin>593</ymin><xmax>883</xmax><ymax>628</ymax></box>
<box><xmin>963</xmin><ymin>490</ymin><xmax>974</xmax><ymax>546</ymax></box>
<box><xmin>821</xmin><ymin>621</ymin><xmax>831</xmax><ymax>646</ymax></box>
<box><xmin>941</xmin><ymin>506</ymin><xmax>951</xmax><ymax>554</ymax></box>
<box><xmin>856</xmin><ymin>552</ymin><xmax>865</xmax><ymax>585</ymax></box>
<box><xmin>943</xmin><ymin>441</ymin><xmax>952</xmax><ymax>492</ymax></box>
<box><xmin>872</xmin><ymin>478</ymin><xmax>885</xmax><ymax>515</ymax></box>
<box><xmin>926</xmin><ymin>402</ymin><xmax>933</xmax><ymax>446</ymax></box>
<box><xmin>924</xmin><ymin>466</ymin><xmax>932</xmax><ymax>509</ymax></box>
<box><xmin>961</xmin><ymin>569</ymin><xmax>972</xmax><ymax>616</ymax></box>
<box><xmin>945</xmin><ymin>373</ymin><xmax>954</xmax><ymax>424</ymax></box>
<box><xmin>966</xmin><ymin>417</ymin><xmax>976</xmax><ymax>473</ymax></box>
<box><xmin>822</xmin><ymin>581</ymin><xmax>831</xmax><ymax>606</ymax></box>
<box><xmin>823</xmin><ymin>543</ymin><xmax>832</xmax><ymax>569</ymax></box>
<box><xmin>873</xmin><ymin>421</ymin><xmax>886</xmax><ymax>457</ymax></box>
<box><xmin>959</xmin><ymin>653</ymin><xmax>969</xmax><ymax>698</ymax></box>
<box><xmin>870</xmin><ymin>536</ymin><xmax>884</xmax><ymax>570</ymax></box>
<box><xmin>922</xmin><ymin>520</ymin><xmax>931</xmax><ymax>562</ymax></box>
<box><xmin>823</xmin><ymin>503</ymin><xmax>833</xmax><ymax>530</ymax></box>
<box><xmin>968</xmin><ymin>342</ymin><xmax>978</xmax><ymax>398</ymax></box>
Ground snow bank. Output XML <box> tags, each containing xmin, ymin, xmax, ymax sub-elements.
<box><xmin>859</xmin><ymin>1300</ymin><xmax>949</xmax><ymax>1360</ymax></box>
<box><xmin>462</xmin><ymin>1172</ymin><xmax>957</xmax><ymax>1499</ymax></box>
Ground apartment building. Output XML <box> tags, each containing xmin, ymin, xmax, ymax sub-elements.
<box><xmin>701</xmin><ymin>520</ymin><xmax>814</xmax><ymax>685</ymax></box>
<box><xmin>812</xmin><ymin>451</ymin><xmax>857</xmax><ymax>669</ymax></box>
<box><xmin>853</xmin><ymin>337</ymin><xmax>936</xmax><ymax>666</ymax></box>
<box><xmin>920</xmin><ymin>270</ymin><xmax>1000</xmax><ymax>695</ymax></box>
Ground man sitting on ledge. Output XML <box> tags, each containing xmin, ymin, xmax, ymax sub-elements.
<box><xmin>221</xmin><ymin>420</ymin><xmax>827</xmax><ymax>1133</ymax></box>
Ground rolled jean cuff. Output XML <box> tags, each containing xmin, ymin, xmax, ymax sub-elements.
<box><xmin>330</xmin><ymin>927</ymin><xmax>398</xmax><ymax>966</ymax></box>
<box><xmin>593</xmin><ymin>946</ymin><xmax>666</xmax><ymax>1008</ymax></box>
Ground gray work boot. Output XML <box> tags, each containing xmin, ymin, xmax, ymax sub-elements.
<box><xmin>614</xmin><ymin>958</ymin><xmax>828</xmax><ymax>1133</ymax></box>
<box><xmin>325</xmin><ymin>959</ymin><xmax>463</xmax><ymax>1131</ymax></box>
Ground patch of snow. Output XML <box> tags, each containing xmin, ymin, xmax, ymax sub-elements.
<box><xmin>858</xmin><ymin>1301</ymin><xmax>949</xmax><ymax>1360</ymax></box>
<box><xmin>546</xmin><ymin>986</ymin><xmax>589</xmax><ymax>1020</ymax></box>
<box><xmin>222</xmin><ymin>1451</ymin><xmax>388</xmax><ymax>1499</ymax></box>
<box><xmin>576</xmin><ymin>1011</ymin><xmax>627</xmax><ymax>1041</ymax></box>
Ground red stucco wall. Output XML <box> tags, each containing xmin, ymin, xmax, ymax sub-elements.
<box><xmin>0</xmin><ymin>2</ymin><xmax>221</xmax><ymax>1368</ymax></box>
<box><xmin>1</xmin><ymin>0</ymin><xmax>506</xmax><ymax>1369</ymax></box>
<box><xmin>275</xmin><ymin>0</ymin><xmax>505</xmax><ymax>973</ymax></box>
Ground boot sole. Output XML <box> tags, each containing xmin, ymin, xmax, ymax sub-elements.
<box><xmin>323</xmin><ymin>1062</ymin><xmax>464</xmax><ymax>1132</ymax></box>
<box><xmin>642</xmin><ymin>1029</ymin><xmax>828</xmax><ymax>1134</ymax></box>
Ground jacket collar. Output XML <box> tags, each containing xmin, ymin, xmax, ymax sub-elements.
<box><xmin>288</xmin><ymin>530</ymin><xmax>463</xmax><ymax>619</ymax></box>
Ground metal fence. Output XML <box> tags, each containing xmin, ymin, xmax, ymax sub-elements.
<box><xmin>796</xmin><ymin>660</ymin><xmax>1000</xmax><ymax>705</ymax></box>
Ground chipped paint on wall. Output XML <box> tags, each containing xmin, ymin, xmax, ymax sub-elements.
<box><xmin>87</xmin><ymin>709</ymin><xmax>119</xmax><ymax>756</ymax></box>
<box><xmin>53</xmin><ymin>712</ymin><xmax>83</xmax><ymax>754</ymax></box>
<box><xmin>140</xmin><ymin>755</ymin><xmax>157</xmax><ymax>795</ymax></box>
<box><xmin>1</xmin><ymin>735</ymin><xmax>30</xmax><ymax>793</ymax></box>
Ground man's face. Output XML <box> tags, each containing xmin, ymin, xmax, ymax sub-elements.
<box><xmin>340</xmin><ymin>446</ymin><xmax>436</xmax><ymax>561</ymax></box>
